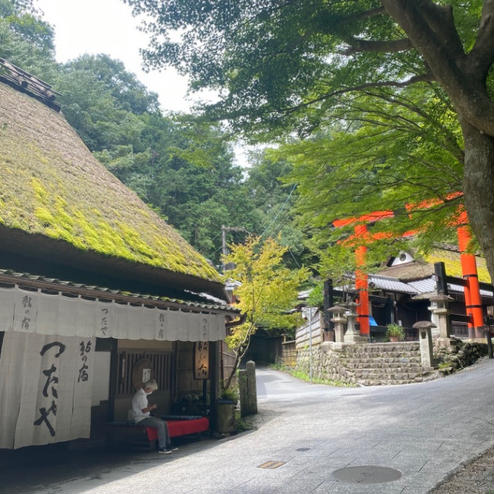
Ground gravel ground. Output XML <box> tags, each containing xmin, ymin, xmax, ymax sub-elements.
<box><xmin>430</xmin><ymin>446</ymin><xmax>493</xmax><ymax>494</ymax></box>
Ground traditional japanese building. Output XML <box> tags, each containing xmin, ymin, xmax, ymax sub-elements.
<box><xmin>294</xmin><ymin>245</ymin><xmax>493</xmax><ymax>348</ymax></box>
<box><xmin>0</xmin><ymin>60</ymin><xmax>237</xmax><ymax>450</ymax></box>
<box><xmin>370</xmin><ymin>247</ymin><xmax>493</xmax><ymax>338</ymax></box>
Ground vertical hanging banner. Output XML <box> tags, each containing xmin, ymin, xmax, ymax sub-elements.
<box><xmin>0</xmin><ymin>332</ymin><xmax>95</xmax><ymax>449</ymax></box>
<box><xmin>13</xmin><ymin>289</ymin><xmax>39</xmax><ymax>333</ymax></box>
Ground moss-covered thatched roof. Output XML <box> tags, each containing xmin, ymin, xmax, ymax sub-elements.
<box><xmin>377</xmin><ymin>247</ymin><xmax>491</xmax><ymax>284</ymax></box>
<box><xmin>0</xmin><ymin>82</ymin><xmax>221</xmax><ymax>284</ymax></box>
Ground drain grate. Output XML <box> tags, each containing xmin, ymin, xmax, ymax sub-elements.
<box><xmin>296</xmin><ymin>448</ymin><xmax>310</xmax><ymax>452</ymax></box>
<box><xmin>332</xmin><ymin>465</ymin><xmax>402</xmax><ymax>484</ymax></box>
<box><xmin>257</xmin><ymin>461</ymin><xmax>286</xmax><ymax>469</ymax></box>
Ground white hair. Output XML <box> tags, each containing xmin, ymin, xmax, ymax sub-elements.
<box><xmin>143</xmin><ymin>379</ymin><xmax>158</xmax><ymax>391</ymax></box>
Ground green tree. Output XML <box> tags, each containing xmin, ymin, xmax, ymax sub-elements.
<box><xmin>124</xmin><ymin>0</ymin><xmax>494</xmax><ymax>282</ymax></box>
<box><xmin>0</xmin><ymin>3</ymin><xmax>261</xmax><ymax>266</ymax></box>
<box><xmin>56</xmin><ymin>54</ymin><xmax>158</xmax><ymax>153</ymax></box>
<box><xmin>222</xmin><ymin>236</ymin><xmax>309</xmax><ymax>388</ymax></box>
<box><xmin>245</xmin><ymin>152</ymin><xmax>306</xmax><ymax>268</ymax></box>
<box><xmin>52</xmin><ymin>54</ymin><xmax>257</xmax><ymax>263</ymax></box>
<box><xmin>281</xmin><ymin>83</ymin><xmax>465</xmax><ymax>278</ymax></box>
<box><xmin>0</xmin><ymin>0</ymin><xmax>58</xmax><ymax>81</ymax></box>
<box><xmin>133</xmin><ymin>116</ymin><xmax>260</xmax><ymax>263</ymax></box>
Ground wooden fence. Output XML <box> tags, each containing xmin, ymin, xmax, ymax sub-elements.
<box><xmin>279</xmin><ymin>340</ymin><xmax>297</xmax><ymax>367</ymax></box>
<box><xmin>295</xmin><ymin>310</ymin><xmax>323</xmax><ymax>350</ymax></box>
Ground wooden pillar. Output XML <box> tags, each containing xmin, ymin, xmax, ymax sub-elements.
<box><xmin>355</xmin><ymin>224</ymin><xmax>370</xmax><ymax>336</ymax></box>
<box><xmin>209</xmin><ymin>341</ymin><xmax>218</xmax><ymax>429</ymax></box>
<box><xmin>434</xmin><ymin>262</ymin><xmax>449</xmax><ymax>296</ymax></box>
<box><xmin>323</xmin><ymin>279</ymin><xmax>334</xmax><ymax>341</ymax></box>
<box><xmin>323</xmin><ymin>279</ymin><xmax>334</xmax><ymax>331</ymax></box>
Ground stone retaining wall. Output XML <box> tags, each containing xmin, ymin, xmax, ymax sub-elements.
<box><xmin>295</xmin><ymin>339</ymin><xmax>489</xmax><ymax>386</ymax></box>
<box><xmin>296</xmin><ymin>344</ymin><xmax>349</xmax><ymax>383</ymax></box>
<box><xmin>296</xmin><ymin>342</ymin><xmax>435</xmax><ymax>386</ymax></box>
<box><xmin>434</xmin><ymin>339</ymin><xmax>488</xmax><ymax>375</ymax></box>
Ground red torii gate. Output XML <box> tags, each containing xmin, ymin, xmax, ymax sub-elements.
<box><xmin>333</xmin><ymin>201</ymin><xmax>484</xmax><ymax>338</ymax></box>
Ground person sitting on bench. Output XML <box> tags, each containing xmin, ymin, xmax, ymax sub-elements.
<box><xmin>128</xmin><ymin>379</ymin><xmax>177</xmax><ymax>454</ymax></box>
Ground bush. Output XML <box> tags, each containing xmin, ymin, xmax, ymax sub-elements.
<box><xmin>220</xmin><ymin>387</ymin><xmax>239</xmax><ymax>403</ymax></box>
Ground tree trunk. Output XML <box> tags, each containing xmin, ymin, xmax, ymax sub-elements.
<box><xmin>460</xmin><ymin>119</ymin><xmax>494</xmax><ymax>283</ymax></box>
<box><xmin>224</xmin><ymin>351</ymin><xmax>241</xmax><ymax>390</ymax></box>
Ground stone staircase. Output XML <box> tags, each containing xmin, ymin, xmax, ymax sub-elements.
<box><xmin>338</xmin><ymin>342</ymin><xmax>437</xmax><ymax>386</ymax></box>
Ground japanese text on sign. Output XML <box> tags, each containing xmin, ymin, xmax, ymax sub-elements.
<box><xmin>21</xmin><ymin>295</ymin><xmax>33</xmax><ymax>331</ymax></box>
<box><xmin>33</xmin><ymin>341</ymin><xmax>66</xmax><ymax>437</ymax></box>
<box><xmin>78</xmin><ymin>340</ymin><xmax>92</xmax><ymax>383</ymax></box>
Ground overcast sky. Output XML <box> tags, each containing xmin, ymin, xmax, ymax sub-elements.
<box><xmin>36</xmin><ymin>0</ymin><xmax>214</xmax><ymax>113</ymax></box>
<box><xmin>35</xmin><ymin>0</ymin><xmax>256</xmax><ymax>167</ymax></box>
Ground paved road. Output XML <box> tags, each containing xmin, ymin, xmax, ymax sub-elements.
<box><xmin>1</xmin><ymin>358</ymin><xmax>493</xmax><ymax>494</ymax></box>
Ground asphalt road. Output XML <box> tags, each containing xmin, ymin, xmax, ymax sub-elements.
<box><xmin>1</xmin><ymin>358</ymin><xmax>493</xmax><ymax>494</ymax></box>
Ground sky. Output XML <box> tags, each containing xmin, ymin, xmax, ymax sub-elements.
<box><xmin>35</xmin><ymin>0</ymin><xmax>257</xmax><ymax>167</ymax></box>
<box><xmin>36</xmin><ymin>0</ymin><xmax>215</xmax><ymax>113</ymax></box>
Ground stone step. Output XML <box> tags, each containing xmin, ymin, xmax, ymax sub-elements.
<box><xmin>357</xmin><ymin>376</ymin><xmax>429</xmax><ymax>386</ymax></box>
<box><xmin>342</xmin><ymin>362</ymin><xmax>423</xmax><ymax>370</ymax></box>
<box><xmin>347</xmin><ymin>368</ymin><xmax>424</xmax><ymax>378</ymax></box>
<box><xmin>342</xmin><ymin>347</ymin><xmax>420</xmax><ymax>357</ymax></box>
<box><xmin>341</xmin><ymin>357</ymin><xmax>421</xmax><ymax>365</ymax></box>
<box><xmin>340</xmin><ymin>352</ymin><xmax>420</xmax><ymax>362</ymax></box>
<box><xmin>344</xmin><ymin>343</ymin><xmax>419</xmax><ymax>354</ymax></box>
<box><xmin>343</xmin><ymin>350</ymin><xmax>420</xmax><ymax>357</ymax></box>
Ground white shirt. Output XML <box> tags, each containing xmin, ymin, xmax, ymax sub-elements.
<box><xmin>129</xmin><ymin>388</ymin><xmax>150</xmax><ymax>423</ymax></box>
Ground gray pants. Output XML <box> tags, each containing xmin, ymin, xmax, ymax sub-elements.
<box><xmin>138</xmin><ymin>417</ymin><xmax>170</xmax><ymax>449</ymax></box>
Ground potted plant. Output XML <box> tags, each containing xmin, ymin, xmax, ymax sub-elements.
<box><xmin>215</xmin><ymin>388</ymin><xmax>238</xmax><ymax>434</ymax></box>
<box><xmin>386</xmin><ymin>323</ymin><xmax>405</xmax><ymax>342</ymax></box>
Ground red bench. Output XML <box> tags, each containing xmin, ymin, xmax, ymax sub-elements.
<box><xmin>107</xmin><ymin>417</ymin><xmax>210</xmax><ymax>450</ymax></box>
<box><xmin>145</xmin><ymin>417</ymin><xmax>209</xmax><ymax>441</ymax></box>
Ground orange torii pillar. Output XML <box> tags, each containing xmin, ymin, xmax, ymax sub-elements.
<box><xmin>334</xmin><ymin>212</ymin><xmax>394</xmax><ymax>338</ymax></box>
<box><xmin>456</xmin><ymin>213</ymin><xmax>484</xmax><ymax>339</ymax></box>
<box><xmin>354</xmin><ymin>224</ymin><xmax>370</xmax><ymax>337</ymax></box>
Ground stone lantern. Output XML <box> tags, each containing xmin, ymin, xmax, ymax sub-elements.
<box><xmin>344</xmin><ymin>301</ymin><xmax>364</xmax><ymax>344</ymax></box>
<box><xmin>329</xmin><ymin>305</ymin><xmax>347</xmax><ymax>345</ymax></box>
<box><xmin>412</xmin><ymin>320</ymin><xmax>436</xmax><ymax>369</ymax></box>
<box><xmin>429</xmin><ymin>293</ymin><xmax>454</xmax><ymax>347</ymax></box>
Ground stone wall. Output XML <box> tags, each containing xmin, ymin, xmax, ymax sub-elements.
<box><xmin>296</xmin><ymin>344</ymin><xmax>350</xmax><ymax>383</ymax></box>
<box><xmin>296</xmin><ymin>342</ymin><xmax>435</xmax><ymax>386</ymax></box>
<box><xmin>295</xmin><ymin>339</ymin><xmax>489</xmax><ymax>386</ymax></box>
<box><xmin>434</xmin><ymin>338</ymin><xmax>488</xmax><ymax>375</ymax></box>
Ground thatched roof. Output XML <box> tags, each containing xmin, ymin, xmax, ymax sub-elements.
<box><xmin>0</xmin><ymin>81</ymin><xmax>223</xmax><ymax>292</ymax></box>
<box><xmin>377</xmin><ymin>247</ymin><xmax>491</xmax><ymax>283</ymax></box>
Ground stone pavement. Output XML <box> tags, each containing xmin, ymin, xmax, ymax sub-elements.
<box><xmin>0</xmin><ymin>358</ymin><xmax>492</xmax><ymax>494</ymax></box>
<box><xmin>430</xmin><ymin>446</ymin><xmax>494</xmax><ymax>494</ymax></box>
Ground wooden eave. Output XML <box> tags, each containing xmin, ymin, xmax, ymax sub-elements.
<box><xmin>0</xmin><ymin>224</ymin><xmax>227</xmax><ymax>302</ymax></box>
<box><xmin>0</xmin><ymin>269</ymin><xmax>238</xmax><ymax>317</ymax></box>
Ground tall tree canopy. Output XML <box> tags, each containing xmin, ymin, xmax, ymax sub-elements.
<box><xmin>244</xmin><ymin>152</ymin><xmax>306</xmax><ymax>268</ymax></box>
<box><xmin>124</xmin><ymin>0</ymin><xmax>494</xmax><ymax>281</ymax></box>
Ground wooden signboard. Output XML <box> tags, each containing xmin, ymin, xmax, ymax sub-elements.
<box><xmin>194</xmin><ymin>342</ymin><xmax>209</xmax><ymax>380</ymax></box>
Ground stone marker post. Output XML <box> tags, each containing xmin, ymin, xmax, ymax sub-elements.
<box><xmin>413</xmin><ymin>320</ymin><xmax>436</xmax><ymax>369</ymax></box>
<box><xmin>239</xmin><ymin>360</ymin><xmax>258</xmax><ymax>417</ymax></box>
